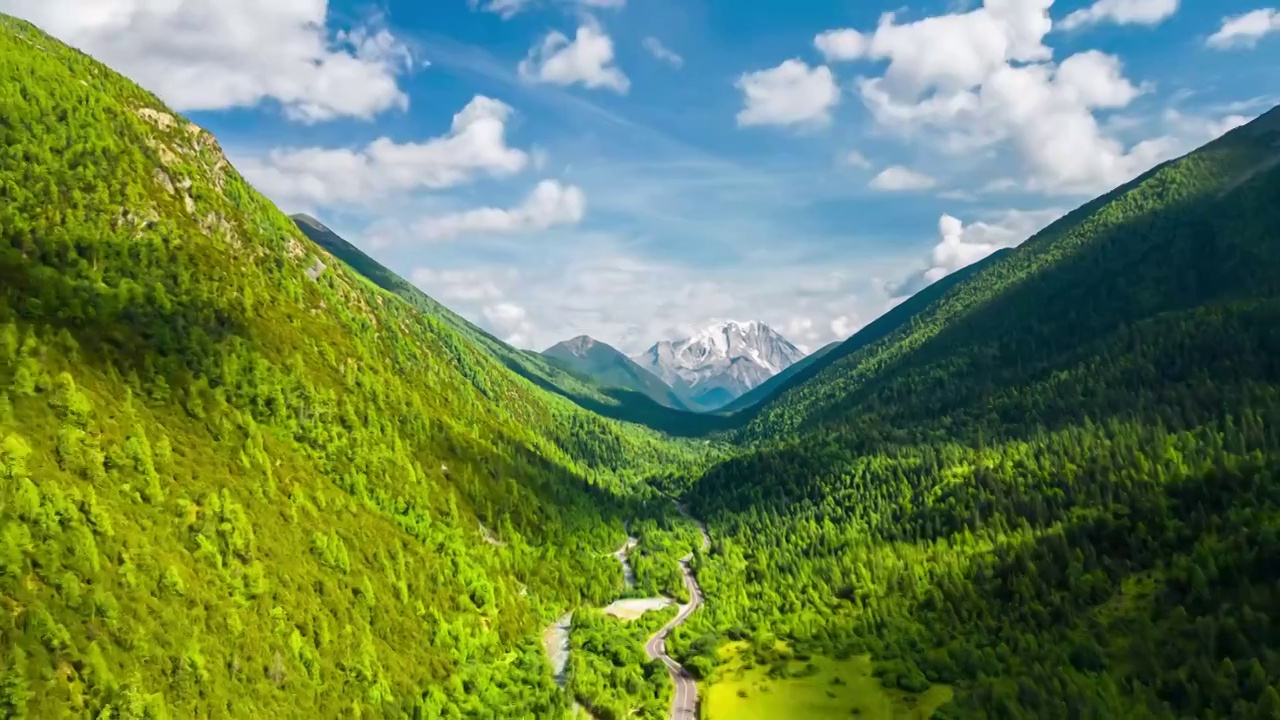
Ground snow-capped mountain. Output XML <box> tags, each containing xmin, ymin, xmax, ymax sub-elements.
<box><xmin>630</xmin><ymin>321</ymin><xmax>806</xmax><ymax>410</ymax></box>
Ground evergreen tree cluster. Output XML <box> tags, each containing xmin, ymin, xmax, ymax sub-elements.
<box><xmin>0</xmin><ymin>16</ymin><xmax>708</xmax><ymax>718</ymax></box>
<box><xmin>672</xmin><ymin>106</ymin><xmax>1280</xmax><ymax>717</ymax></box>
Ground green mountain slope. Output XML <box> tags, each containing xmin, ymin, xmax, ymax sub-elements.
<box><xmin>290</xmin><ymin>214</ymin><xmax>724</xmax><ymax>438</ymax></box>
<box><xmin>737</xmin><ymin>251</ymin><xmax>1003</xmax><ymax>420</ymax></box>
<box><xmin>676</xmin><ymin>107</ymin><xmax>1280</xmax><ymax>718</ymax></box>
<box><xmin>0</xmin><ymin>17</ymin><xmax>703</xmax><ymax>718</ymax></box>
<box><xmin>723</xmin><ymin>250</ymin><xmax>1011</xmax><ymax>419</ymax></box>
<box><xmin>542</xmin><ymin>336</ymin><xmax>688</xmax><ymax>411</ymax></box>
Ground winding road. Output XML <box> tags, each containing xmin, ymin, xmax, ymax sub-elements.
<box><xmin>543</xmin><ymin>516</ymin><xmax>711</xmax><ymax>720</ymax></box>
<box><xmin>645</xmin><ymin>520</ymin><xmax>712</xmax><ymax>720</ymax></box>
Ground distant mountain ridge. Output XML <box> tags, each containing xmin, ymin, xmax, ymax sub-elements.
<box><xmin>542</xmin><ymin>335</ymin><xmax>688</xmax><ymax>410</ymax></box>
<box><xmin>724</xmin><ymin>248</ymin><xmax>1015</xmax><ymax>417</ymax></box>
<box><xmin>630</xmin><ymin>320</ymin><xmax>805</xmax><ymax>410</ymax></box>
<box><xmin>289</xmin><ymin>214</ymin><xmax>721</xmax><ymax>435</ymax></box>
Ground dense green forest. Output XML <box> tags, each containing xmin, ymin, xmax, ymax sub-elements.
<box><xmin>566</xmin><ymin>607</ymin><xmax>676</xmax><ymax>719</ymax></box>
<box><xmin>672</xmin><ymin>107</ymin><xmax>1280</xmax><ymax>717</ymax></box>
<box><xmin>7</xmin><ymin>7</ymin><xmax>1280</xmax><ymax>719</ymax></box>
<box><xmin>0</xmin><ymin>16</ymin><xmax>712</xmax><ymax>718</ymax></box>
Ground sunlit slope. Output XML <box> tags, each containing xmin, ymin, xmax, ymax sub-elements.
<box><xmin>291</xmin><ymin>214</ymin><xmax>722</xmax><ymax>437</ymax></box>
<box><xmin>680</xmin><ymin>107</ymin><xmax>1280</xmax><ymax>718</ymax></box>
<box><xmin>0</xmin><ymin>16</ymin><xmax>693</xmax><ymax>718</ymax></box>
<box><xmin>749</xmin><ymin>108</ymin><xmax>1280</xmax><ymax>441</ymax></box>
<box><xmin>724</xmin><ymin>248</ymin><xmax>1011</xmax><ymax>418</ymax></box>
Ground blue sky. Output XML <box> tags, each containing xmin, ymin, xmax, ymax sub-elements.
<box><xmin>7</xmin><ymin>0</ymin><xmax>1280</xmax><ymax>353</ymax></box>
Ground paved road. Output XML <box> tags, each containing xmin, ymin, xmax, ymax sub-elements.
<box><xmin>644</xmin><ymin>521</ymin><xmax>711</xmax><ymax>720</ymax></box>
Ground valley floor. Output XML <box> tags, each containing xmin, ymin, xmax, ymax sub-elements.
<box><xmin>704</xmin><ymin>642</ymin><xmax>953</xmax><ymax>720</ymax></box>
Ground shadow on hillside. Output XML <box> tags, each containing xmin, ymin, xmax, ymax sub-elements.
<box><xmin>0</xmin><ymin>245</ymin><xmax>248</xmax><ymax>384</ymax></box>
<box><xmin>792</xmin><ymin>160</ymin><xmax>1280</xmax><ymax>447</ymax></box>
<box><xmin>884</xmin><ymin>456</ymin><xmax>1280</xmax><ymax>717</ymax></box>
<box><xmin>683</xmin><ymin>159</ymin><xmax>1280</xmax><ymax>518</ymax></box>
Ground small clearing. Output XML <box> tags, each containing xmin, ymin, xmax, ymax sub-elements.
<box><xmin>602</xmin><ymin>597</ymin><xmax>674</xmax><ymax>621</ymax></box>
<box><xmin>705</xmin><ymin>641</ymin><xmax>952</xmax><ymax>720</ymax></box>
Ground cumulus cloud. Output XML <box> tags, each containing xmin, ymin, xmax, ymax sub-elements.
<box><xmin>482</xmin><ymin>302</ymin><xmax>538</xmax><ymax>347</ymax></box>
<box><xmin>1</xmin><ymin>0</ymin><xmax>414</xmax><ymax>122</ymax></box>
<box><xmin>892</xmin><ymin>208</ymin><xmax>1064</xmax><ymax>297</ymax></box>
<box><xmin>519</xmin><ymin>23</ymin><xmax>630</xmax><ymax>93</ymax></box>
<box><xmin>469</xmin><ymin>0</ymin><xmax>535</xmax><ymax>19</ymax></box>
<box><xmin>843</xmin><ymin>151</ymin><xmax>873</xmax><ymax>168</ymax></box>
<box><xmin>387</xmin><ymin>241</ymin><xmax>919</xmax><ymax>354</ymax></box>
<box><xmin>470</xmin><ymin>0</ymin><xmax>623</xmax><ymax>19</ymax></box>
<box><xmin>736</xmin><ymin>60</ymin><xmax>840</xmax><ymax>127</ymax></box>
<box><xmin>829</xmin><ymin>315</ymin><xmax>857</xmax><ymax>340</ymax></box>
<box><xmin>1059</xmin><ymin>0</ymin><xmax>1180</xmax><ymax>31</ymax></box>
<box><xmin>870</xmin><ymin>166</ymin><xmax>938</xmax><ymax>191</ymax></box>
<box><xmin>414</xmin><ymin>180</ymin><xmax>587</xmax><ymax>241</ymax></box>
<box><xmin>643</xmin><ymin>37</ymin><xmax>685</xmax><ymax>68</ymax></box>
<box><xmin>410</xmin><ymin>268</ymin><xmax>513</xmax><ymax>302</ymax></box>
<box><xmin>814</xmin><ymin>28</ymin><xmax>868</xmax><ymax>62</ymax></box>
<box><xmin>240</xmin><ymin>96</ymin><xmax>528</xmax><ymax>208</ymax></box>
<box><xmin>819</xmin><ymin>0</ymin><xmax>1182</xmax><ymax>196</ymax></box>
<box><xmin>1207</xmin><ymin>9</ymin><xmax>1280</xmax><ymax>49</ymax></box>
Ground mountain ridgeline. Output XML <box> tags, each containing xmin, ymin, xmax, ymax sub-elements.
<box><xmin>542</xmin><ymin>336</ymin><xmax>689</xmax><ymax>411</ymax></box>
<box><xmin>6</xmin><ymin>9</ymin><xmax>1280</xmax><ymax>720</ymax></box>
<box><xmin>0</xmin><ymin>17</ymin><xmax>709</xmax><ymax>719</ymax></box>
<box><xmin>670</xmin><ymin>106</ymin><xmax>1280</xmax><ymax>718</ymax></box>
<box><xmin>290</xmin><ymin>214</ymin><xmax>729</xmax><ymax>437</ymax></box>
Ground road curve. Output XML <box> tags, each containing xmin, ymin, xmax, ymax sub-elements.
<box><xmin>644</xmin><ymin>522</ymin><xmax>711</xmax><ymax>720</ymax></box>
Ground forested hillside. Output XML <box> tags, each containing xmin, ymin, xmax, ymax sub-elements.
<box><xmin>675</xmin><ymin>107</ymin><xmax>1280</xmax><ymax>717</ymax></box>
<box><xmin>0</xmin><ymin>16</ymin><xmax>706</xmax><ymax>718</ymax></box>
<box><xmin>291</xmin><ymin>215</ymin><xmax>721</xmax><ymax>438</ymax></box>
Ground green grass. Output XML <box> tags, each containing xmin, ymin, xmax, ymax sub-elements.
<box><xmin>704</xmin><ymin>642</ymin><xmax>952</xmax><ymax>720</ymax></box>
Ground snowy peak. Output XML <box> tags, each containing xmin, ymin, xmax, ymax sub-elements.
<box><xmin>630</xmin><ymin>321</ymin><xmax>806</xmax><ymax>410</ymax></box>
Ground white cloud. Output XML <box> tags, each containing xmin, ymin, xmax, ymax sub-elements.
<box><xmin>240</xmin><ymin>96</ymin><xmax>528</xmax><ymax>209</ymax></box>
<box><xmin>928</xmin><ymin>209</ymin><xmax>1061</xmax><ymax>280</ymax></box>
<box><xmin>414</xmin><ymin>180</ymin><xmax>587</xmax><ymax>241</ymax></box>
<box><xmin>579</xmin><ymin>0</ymin><xmax>627</xmax><ymax>9</ymax></box>
<box><xmin>2</xmin><ymin>0</ymin><xmax>414</xmax><ymax>122</ymax></box>
<box><xmin>411</xmin><ymin>268</ymin><xmax>513</xmax><ymax>302</ymax></box>
<box><xmin>855</xmin><ymin>1</ymin><xmax>1054</xmax><ymax>98</ymax></box>
<box><xmin>814</xmin><ymin>29</ymin><xmax>868</xmax><ymax>62</ymax></box>
<box><xmin>870</xmin><ymin>166</ymin><xmax>938</xmax><ymax>191</ymax></box>
<box><xmin>482</xmin><ymin>302</ymin><xmax>537</xmax><ymax>347</ymax></box>
<box><xmin>843</xmin><ymin>151</ymin><xmax>873</xmax><ymax>168</ymax></box>
<box><xmin>1207</xmin><ymin>9</ymin><xmax>1280</xmax><ymax>49</ymax></box>
<box><xmin>736</xmin><ymin>60</ymin><xmax>840</xmax><ymax>127</ymax></box>
<box><xmin>892</xmin><ymin>208</ymin><xmax>1064</xmax><ymax>296</ymax></box>
<box><xmin>469</xmin><ymin>0</ymin><xmax>535</xmax><ymax>19</ymax></box>
<box><xmin>830</xmin><ymin>315</ymin><xmax>857</xmax><ymax>340</ymax></box>
<box><xmin>385</xmin><ymin>234</ymin><xmax>922</xmax><ymax>354</ymax></box>
<box><xmin>519</xmin><ymin>23</ymin><xmax>630</xmax><ymax>93</ymax></box>
<box><xmin>1059</xmin><ymin>0</ymin><xmax>1179</xmax><ymax>31</ymax></box>
<box><xmin>643</xmin><ymin>37</ymin><xmax>685</xmax><ymax>68</ymax></box>
<box><xmin>1162</xmin><ymin>109</ymin><xmax>1253</xmax><ymax>142</ymax></box>
<box><xmin>470</xmin><ymin>0</ymin><xmax>623</xmax><ymax>19</ymax></box>
<box><xmin>825</xmin><ymin>0</ymin><xmax>1179</xmax><ymax>196</ymax></box>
